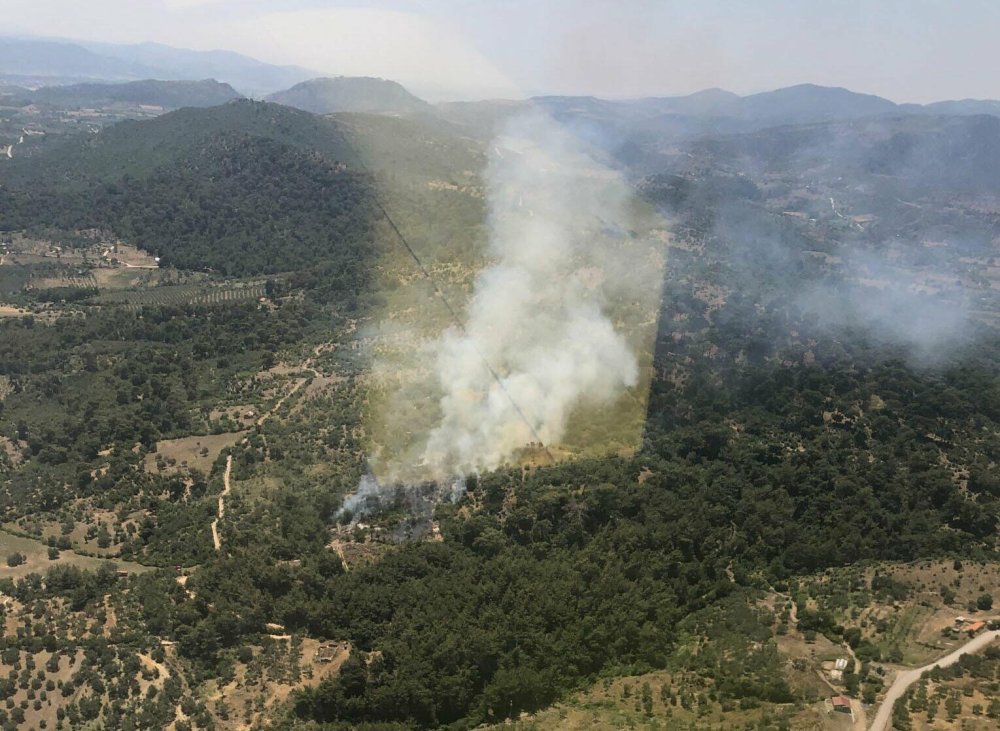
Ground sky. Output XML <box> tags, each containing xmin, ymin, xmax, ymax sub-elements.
<box><xmin>6</xmin><ymin>0</ymin><xmax>1000</xmax><ymax>102</ymax></box>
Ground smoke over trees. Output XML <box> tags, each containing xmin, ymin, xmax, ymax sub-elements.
<box><xmin>365</xmin><ymin>110</ymin><xmax>665</xmax><ymax>485</ymax></box>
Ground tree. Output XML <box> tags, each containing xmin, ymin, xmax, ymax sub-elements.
<box><xmin>5</xmin><ymin>553</ymin><xmax>24</xmax><ymax>568</ymax></box>
<box><xmin>987</xmin><ymin>697</ymin><xmax>1000</xmax><ymax>719</ymax></box>
<box><xmin>976</xmin><ymin>593</ymin><xmax>993</xmax><ymax>611</ymax></box>
<box><xmin>641</xmin><ymin>682</ymin><xmax>653</xmax><ymax>716</ymax></box>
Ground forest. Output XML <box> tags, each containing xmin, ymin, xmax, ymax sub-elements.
<box><xmin>0</xmin><ymin>97</ymin><xmax>999</xmax><ymax>731</ymax></box>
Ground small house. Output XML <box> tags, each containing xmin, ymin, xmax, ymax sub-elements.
<box><xmin>965</xmin><ymin>620</ymin><xmax>986</xmax><ymax>636</ymax></box>
<box><xmin>831</xmin><ymin>696</ymin><xmax>852</xmax><ymax>714</ymax></box>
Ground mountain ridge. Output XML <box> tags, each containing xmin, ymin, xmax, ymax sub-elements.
<box><xmin>1</xmin><ymin>78</ymin><xmax>243</xmax><ymax>108</ymax></box>
<box><xmin>265</xmin><ymin>76</ymin><xmax>431</xmax><ymax>115</ymax></box>
<box><xmin>0</xmin><ymin>35</ymin><xmax>321</xmax><ymax>95</ymax></box>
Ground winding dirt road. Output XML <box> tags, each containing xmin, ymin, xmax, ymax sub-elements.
<box><xmin>868</xmin><ymin>629</ymin><xmax>999</xmax><ymax>731</ymax></box>
<box><xmin>210</xmin><ymin>454</ymin><xmax>232</xmax><ymax>552</ymax></box>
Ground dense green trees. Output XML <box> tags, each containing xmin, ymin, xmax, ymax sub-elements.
<box><xmin>0</xmin><ymin>135</ymin><xmax>376</xmax><ymax>277</ymax></box>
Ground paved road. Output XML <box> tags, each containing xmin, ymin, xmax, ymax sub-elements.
<box><xmin>868</xmin><ymin>630</ymin><xmax>999</xmax><ymax>731</ymax></box>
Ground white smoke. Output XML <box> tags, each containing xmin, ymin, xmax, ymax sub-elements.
<box><xmin>338</xmin><ymin>472</ymin><xmax>383</xmax><ymax>520</ymax></box>
<box><xmin>418</xmin><ymin>110</ymin><xmax>649</xmax><ymax>477</ymax></box>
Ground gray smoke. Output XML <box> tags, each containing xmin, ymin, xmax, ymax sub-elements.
<box><xmin>798</xmin><ymin>249</ymin><xmax>973</xmax><ymax>363</ymax></box>
<box><xmin>418</xmin><ymin>109</ymin><xmax>658</xmax><ymax>477</ymax></box>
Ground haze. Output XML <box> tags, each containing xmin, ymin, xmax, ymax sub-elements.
<box><xmin>6</xmin><ymin>0</ymin><xmax>1000</xmax><ymax>102</ymax></box>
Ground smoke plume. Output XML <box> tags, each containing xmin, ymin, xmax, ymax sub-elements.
<box><xmin>364</xmin><ymin>109</ymin><xmax>665</xmax><ymax>485</ymax></box>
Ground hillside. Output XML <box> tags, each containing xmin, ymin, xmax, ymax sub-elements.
<box><xmin>2</xmin><ymin>98</ymin><xmax>359</xmax><ymax>182</ymax></box>
<box><xmin>0</xmin><ymin>100</ymin><xmax>375</xmax><ymax>275</ymax></box>
<box><xmin>267</xmin><ymin>76</ymin><xmax>431</xmax><ymax>115</ymax></box>
<box><xmin>4</xmin><ymin>79</ymin><xmax>242</xmax><ymax>108</ymax></box>
<box><xmin>0</xmin><ymin>75</ymin><xmax>999</xmax><ymax>731</ymax></box>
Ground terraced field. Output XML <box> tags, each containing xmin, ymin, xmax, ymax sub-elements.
<box><xmin>94</xmin><ymin>281</ymin><xmax>266</xmax><ymax>309</ymax></box>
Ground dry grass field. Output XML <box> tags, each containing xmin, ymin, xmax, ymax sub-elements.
<box><xmin>143</xmin><ymin>432</ymin><xmax>244</xmax><ymax>476</ymax></box>
<box><xmin>0</xmin><ymin>528</ymin><xmax>149</xmax><ymax>579</ymax></box>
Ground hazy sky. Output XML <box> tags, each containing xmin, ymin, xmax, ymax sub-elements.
<box><xmin>6</xmin><ymin>0</ymin><xmax>1000</xmax><ymax>101</ymax></box>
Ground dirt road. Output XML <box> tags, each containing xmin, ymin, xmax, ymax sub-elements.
<box><xmin>255</xmin><ymin>376</ymin><xmax>308</xmax><ymax>427</ymax></box>
<box><xmin>210</xmin><ymin>454</ymin><xmax>232</xmax><ymax>552</ymax></box>
<box><xmin>208</xmin><ymin>372</ymin><xmax>313</xmax><ymax>552</ymax></box>
<box><xmin>868</xmin><ymin>629</ymin><xmax>999</xmax><ymax>731</ymax></box>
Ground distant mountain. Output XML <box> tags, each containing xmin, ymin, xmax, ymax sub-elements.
<box><xmin>440</xmin><ymin>84</ymin><xmax>1000</xmax><ymax>156</ymax></box>
<box><xmin>539</xmin><ymin>84</ymin><xmax>899</xmax><ymax>126</ymax></box>
<box><xmin>266</xmin><ymin>77</ymin><xmax>431</xmax><ymax>115</ymax></box>
<box><xmin>737</xmin><ymin>83</ymin><xmax>898</xmax><ymax>123</ymax></box>
<box><xmin>5</xmin><ymin>79</ymin><xmax>242</xmax><ymax>109</ymax></box>
<box><xmin>0</xmin><ymin>36</ymin><xmax>320</xmax><ymax>95</ymax></box>
<box><xmin>76</xmin><ymin>41</ymin><xmax>319</xmax><ymax>97</ymax></box>
<box><xmin>0</xmin><ymin>37</ymin><xmax>162</xmax><ymax>80</ymax></box>
<box><xmin>922</xmin><ymin>99</ymin><xmax>1000</xmax><ymax>116</ymax></box>
<box><xmin>623</xmin><ymin>88</ymin><xmax>743</xmax><ymax>118</ymax></box>
<box><xmin>679</xmin><ymin>113</ymin><xmax>1000</xmax><ymax>194</ymax></box>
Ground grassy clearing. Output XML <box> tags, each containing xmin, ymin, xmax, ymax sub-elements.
<box><xmin>0</xmin><ymin>528</ymin><xmax>150</xmax><ymax>579</ymax></box>
<box><xmin>144</xmin><ymin>432</ymin><xmax>243</xmax><ymax>476</ymax></box>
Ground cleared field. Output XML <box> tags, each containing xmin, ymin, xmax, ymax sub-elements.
<box><xmin>144</xmin><ymin>431</ymin><xmax>244</xmax><ymax>475</ymax></box>
<box><xmin>0</xmin><ymin>529</ymin><xmax>150</xmax><ymax>579</ymax></box>
<box><xmin>30</xmin><ymin>272</ymin><xmax>98</xmax><ymax>290</ymax></box>
<box><xmin>0</xmin><ymin>304</ymin><xmax>30</xmax><ymax>318</ymax></box>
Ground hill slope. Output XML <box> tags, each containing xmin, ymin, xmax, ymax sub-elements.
<box><xmin>0</xmin><ymin>100</ymin><xmax>375</xmax><ymax>275</ymax></box>
<box><xmin>267</xmin><ymin>76</ymin><xmax>430</xmax><ymax>115</ymax></box>
<box><xmin>4</xmin><ymin>98</ymin><xmax>359</xmax><ymax>182</ymax></box>
<box><xmin>7</xmin><ymin>79</ymin><xmax>242</xmax><ymax>108</ymax></box>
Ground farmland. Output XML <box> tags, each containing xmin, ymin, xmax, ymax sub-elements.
<box><xmin>93</xmin><ymin>281</ymin><xmax>266</xmax><ymax>309</ymax></box>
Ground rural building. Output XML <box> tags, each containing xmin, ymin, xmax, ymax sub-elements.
<box><xmin>834</xmin><ymin>657</ymin><xmax>849</xmax><ymax>671</ymax></box>
<box><xmin>831</xmin><ymin>696</ymin><xmax>852</xmax><ymax>714</ymax></box>
<box><xmin>964</xmin><ymin>620</ymin><xmax>986</xmax><ymax>635</ymax></box>
<box><xmin>315</xmin><ymin>644</ymin><xmax>344</xmax><ymax>662</ymax></box>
